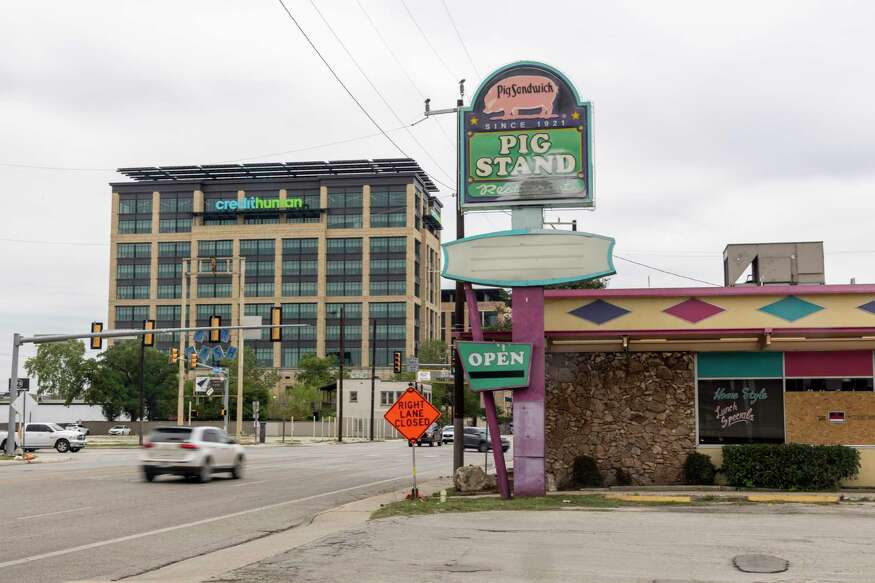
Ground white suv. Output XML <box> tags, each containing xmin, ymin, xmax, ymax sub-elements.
<box><xmin>142</xmin><ymin>426</ymin><xmax>245</xmax><ymax>483</ymax></box>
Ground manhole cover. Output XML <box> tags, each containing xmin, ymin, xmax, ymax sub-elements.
<box><xmin>733</xmin><ymin>554</ymin><xmax>789</xmax><ymax>573</ymax></box>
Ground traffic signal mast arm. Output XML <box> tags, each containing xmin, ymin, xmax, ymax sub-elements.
<box><xmin>15</xmin><ymin>322</ymin><xmax>310</xmax><ymax>346</ymax></box>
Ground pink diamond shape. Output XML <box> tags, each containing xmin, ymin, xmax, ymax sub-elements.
<box><xmin>663</xmin><ymin>298</ymin><xmax>724</xmax><ymax>323</ymax></box>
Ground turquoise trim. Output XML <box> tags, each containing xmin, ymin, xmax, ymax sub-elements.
<box><xmin>697</xmin><ymin>352</ymin><xmax>784</xmax><ymax>379</ymax></box>
<box><xmin>440</xmin><ymin>229</ymin><xmax>616</xmax><ymax>287</ymax></box>
<box><xmin>458</xmin><ymin>61</ymin><xmax>594</xmax><ymax>210</ymax></box>
<box><xmin>758</xmin><ymin>296</ymin><xmax>824</xmax><ymax>322</ymax></box>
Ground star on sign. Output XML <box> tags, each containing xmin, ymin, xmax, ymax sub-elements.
<box><xmin>470</xmin><ymin>116</ymin><xmax>479</xmax><ymax>125</ymax></box>
<box><xmin>571</xmin><ymin>111</ymin><xmax>581</xmax><ymax>120</ymax></box>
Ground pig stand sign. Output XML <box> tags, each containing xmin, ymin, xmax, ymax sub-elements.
<box><xmin>459</xmin><ymin>61</ymin><xmax>593</xmax><ymax>210</ymax></box>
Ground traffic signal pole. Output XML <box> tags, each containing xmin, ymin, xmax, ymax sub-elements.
<box><xmin>4</xmin><ymin>322</ymin><xmax>309</xmax><ymax>457</ymax></box>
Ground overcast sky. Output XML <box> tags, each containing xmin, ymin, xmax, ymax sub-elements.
<box><xmin>2</xmin><ymin>0</ymin><xmax>875</xmax><ymax>376</ymax></box>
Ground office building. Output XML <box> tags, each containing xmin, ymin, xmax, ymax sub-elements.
<box><xmin>108</xmin><ymin>159</ymin><xmax>443</xmax><ymax>377</ymax></box>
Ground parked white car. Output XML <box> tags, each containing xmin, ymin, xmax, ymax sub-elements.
<box><xmin>142</xmin><ymin>426</ymin><xmax>245</xmax><ymax>483</ymax></box>
<box><xmin>108</xmin><ymin>425</ymin><xmax>131</xmax><ymax>436</ymax></box>
<box><xmin>0</xmin><ymin>423</ymin><xmax>87</xmax><ymax>453</ymax></box>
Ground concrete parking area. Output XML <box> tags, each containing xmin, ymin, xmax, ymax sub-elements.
<box><xmin>219</xmin><ymin>504</ymin><xmax>875</xmax><ymax>582</ymax></box>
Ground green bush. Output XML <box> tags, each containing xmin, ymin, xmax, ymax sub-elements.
<box><xmin>572</xmin><ymin>455</ymin><xmax>603</xmax><ymax>488</ymax></box>
<box><xmin>723</xmin><ymin>444</ymin><xmax>860</xmax><ymax>490</ymax></box>
<box><xmin>683</xmin><ymin>452</ymin><xmax>717</xmax><ymax>485</ymax></box>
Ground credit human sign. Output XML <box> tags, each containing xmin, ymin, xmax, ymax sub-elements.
<box><xmin>212</xmin><ymin>196</ymin><xmax>304</xmax><ymax>212</ymax></box>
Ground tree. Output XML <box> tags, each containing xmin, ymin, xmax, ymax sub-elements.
<box><xmin>85</xmin><ymin>340</ymin><xmax>177</xmax><ymax>421</ymax></box>
<box><xmin>220</xmin><ymin>347</ymin><xmax>280</xmax><ymax>420</ymax></box>
<box><xmin>24</xmin><ymin>339</ymin><xmax>91</xmax><ymax>400</ymax></box>
<box><xmin>294</xmin><ymin>354</ymin><xmax>339</xmax><ymax>388</ymax></box>
<box><xmin>418</xmin><ymin>339</ymin><xmax>448</xmax><ymax>365</ymax></box>
<box><xmin>546</xmin><ymin>277</ymin><xmax>609</xmax><ymax>290</ymax></box>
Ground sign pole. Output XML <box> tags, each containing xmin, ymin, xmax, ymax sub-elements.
<box><xmin>411</xmin><ymin>438</ymin><xmax>418</xmax><ymax>498</ymax></box>
<box><xmin>138</xmin><ymin>336</ymin><xmax>146</xmax><ymax>447</ymax></box>
<box><xmin>5</xmin><ymin>334</ymin><xmax>20</xmax><ymax>456</ymax></box>
<box><xmin>463</xmin><ymin>283</ymin><xmax>511</xmax><ymax>499</ymax></box>
<box><xmin>510</xmin><ymin>210</ymin><xmax>546</xmax><ymax>497</ymax></box>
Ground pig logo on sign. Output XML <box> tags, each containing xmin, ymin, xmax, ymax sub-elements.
<box><xmin>482</xmin><ymin>75</ymin><xmax>559</xmax><ymax>120</ymax></box>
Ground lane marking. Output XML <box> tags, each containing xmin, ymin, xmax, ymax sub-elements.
<box><xmin>230</xmin><ymin>479</ymin><xmax>268</xmax><ymax>488</ymax></box>
<box><xmin>0</xmin><ymin>475</ymin><xmax>406</xmax><ymax>569</ymax></box>
<box><xmin>16</xmin><ymin>506</ymin><xmax>93</xmax><ymax>521</ymax></box>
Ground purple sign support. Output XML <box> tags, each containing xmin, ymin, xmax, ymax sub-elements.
<box><xmin>463</xmin><ymin>283</ymin><xmax>511</xmax><ymax>499</ymax></box>
<box><xmin>511</xmin><ymin>287</ymin><xmax>546</xmax><ymax>496</ymax></box>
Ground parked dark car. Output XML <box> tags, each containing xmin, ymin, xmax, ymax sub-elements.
<box><xmin>462</xmin><ymin>427</ymin><xmax>509</xmax><ymax>452</ymax></box>
<box><xmin>409</xmin><ymin>423</ymin><xmax>443</xmax><ymax>447</ymax></box>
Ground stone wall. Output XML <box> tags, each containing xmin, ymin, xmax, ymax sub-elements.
<box><xmin>545</xmin><ymin>351</ymin><xmax>696</xmax><ymax>488</ymax></box>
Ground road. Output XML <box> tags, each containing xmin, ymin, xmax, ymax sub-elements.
<box><xmin>0</xmin><ymin>440</ymin><xmax>457</xmax><ymax>583</ymax></box>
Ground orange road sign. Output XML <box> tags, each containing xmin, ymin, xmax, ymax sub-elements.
<box><xmin>383</xmin><ymin>386</ymin><xmax>441</xmax><ymax>442</ymax></box>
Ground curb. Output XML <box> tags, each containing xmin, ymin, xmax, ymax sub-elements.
<box><xmin>604</xmin><ymin>494</ymin><xmax>692</xmax><ymax>503</ymax></box>
<box><xmin>747</xmin><ymin>494</ymin><xmax>841</xmax><ymax>504</ymax></box>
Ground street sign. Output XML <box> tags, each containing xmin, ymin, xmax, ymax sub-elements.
<box><xmin>406</xmin><ymin>357</ymin><xmax>419</xmax><ymax>373</ymax></box>
<box><xmin>416</xmin><ymin>370</ymin><xmax>432</xmax><ymax>382</ymax></box>
<box><xmin>206</xmin><ymin>387</ymin><xmax>214</xmax><ymax>397</ymax></box>
<box><xmin>457</xmin><ymin>341</ymin><xmax>533</xmax><ymax>391</ymax></box>
<box><xmin>7</xmin><ymin>378</ymin><xmax>29</xmax><ymax>391</ymax></box>
<box><xmin>459</xmin><ymin>61</ymin><xmax>593</xmax><ymax>210</ymax></box>
<box><xmin>442</xmin><ymin>229</ymin><xmax>615</xmax><ymax>287</ymax></box>
<box><xmin>195</xmin><ymin>377</ymin><xmax>210</xmax><ymax>393</ymax></box>
<box><xmin>11</xmin><ymin>391</ymin><xmax>38</xmax><ymax>415</ymax></box>
<box><xmin>383</xmin><ymin>387</ymin><xmax>441</xmax><ymax>442</ymax></box>
<box><xmin>242</xmin><ymin>315</ymin><xmax>263</xmax><ymax>340</ymax></box>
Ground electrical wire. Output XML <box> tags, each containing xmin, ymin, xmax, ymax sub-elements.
<box><xmin>306</xmin><ymin>0</ymin><xmax>455</xmax><ymax>186</ymax></box>
<box><xmin>614</xmin><ymin>255</ymin><xmax>721</xmax><ymax>287</ymax></box>
<box><xmin>353</xmin><ymin>0</ymin><xmax>455</xmax><ymax>149</ymax></box>
<box><xmin>399</xmin><ymin>0</ymin><xmax>458</xmax><ymax>82</ymax></box>
<box><xmin>274</xmin><ymin>0</ymin><xmax>454</xmax><ymax>193</ymax></box>
<box><xmin>440</xmin><ymin>0</ymin><xmax>480</xmax><ymax>79</ymax></box>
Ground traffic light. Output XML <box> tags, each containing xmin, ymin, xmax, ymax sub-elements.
<box><xmin>169</xmin><ymin>347</ymin><xmax>179</xmax><ymax>365</ymax></box>
<box><xmin>189</xmin><ymin>352</ymin><xmax>198</xmax><ymax>369</ymax></box>
<box><xmin>270</xmin><ymin>306</ymin><xmax>282</xmax><ymax>342</ymax></box>
<box><xmin>393</xmin><ymin>351</ymin><xmax>402</xmax><ymax>374</ymax></box>
<box><xmin>143</xmin><ymin>319</ymin><xmax>155</xmax><ymax>347</ymax></box>
<box><xmin>209</xmin><ymin>315</ymin><xmax>221</xmax><ymax>343</ymax></box>
<box><xmin>90</xmin><ymin>322</ymin><xmax>103</xmax><ymax>350</ymax></box>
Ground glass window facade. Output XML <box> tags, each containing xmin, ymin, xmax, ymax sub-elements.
<box><xmin>326</xmin><ymin>303</ymin><xmax>362</xmax><ymax>367</ymax></box>
<box><xmin>369</xmin><ymin>186</ymin><xmax>406</xmax><ymax>228</ymax></box>
<box><xmin>287</xmin><ymin>190</ymin><xmax>321</xmax><ymax>224</ymax></box>
<box><xmin>327</xmin><ymin>188</ymin><xmax>363</xmax><ymax>229</ymax></box>
<box><xmin>327</xmin><ymin>238</ymin><xmax>362</xmax><ymax>296</ymax></box>
<box><xmin>370</xmin><ymin>237</ymin><xmax>406</xmax><ymax>296</ymax></box>
<box><xmin>115</xmin><ymin>305</ymin><xmax>150</xmax><ymax>329</ymax></box>
<box><xmin>370</xmin><ymin>302</ymin><xmax>406</xmax><ymax>366</ymax></box>
<box><xmin>281</xmin><ymin>303</ymin><xmax>317</xmax><ymax>368</ymax></box>
<box><xmin>158</xmin><ymin>192</ymin><xmax>193</xmax><ymax>233</ymax></box>
<box><xmin>118</xmin><ymin>193</ymin><xmax>152</xmax><ymax>234</ymax></box>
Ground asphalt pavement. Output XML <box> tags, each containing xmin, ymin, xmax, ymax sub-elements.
<box><xmin>0</xmin><ymin>440</ymin><xmax>456</xmax><ymax>583</ymax></box>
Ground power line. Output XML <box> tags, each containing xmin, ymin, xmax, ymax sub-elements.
<box><xmin>440</xmin><ymin>0</ymin><xmax>480</xmax><ymax>79</ymax></box>
<box><xmin>306</xmin><ymin>0</ymin><xmax>455</xmax><ymax>186</ymax></box>
<box><xmin>614</xmin><ymin>255</ymin><xmax>722</xmax><ymax>287</ymax></box>
<box><xmin>353</xmin><ymin>0</ymin><xmax>455</xmax><ymax>149</ymax></box>
<box><xmin>274</xmin><ymin>0</ymin><xmax>454</xmax><ymax>193</ymax></box>
<box><xmin>399</xmin><ymin>0</ymin><xmax>458</xmax><ymax>82</ymax></box>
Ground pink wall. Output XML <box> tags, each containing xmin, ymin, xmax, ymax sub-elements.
<box><xmin>784</xmin><ymin>350</ymin><xmax>873</xmax><ymax>377</ymax></box>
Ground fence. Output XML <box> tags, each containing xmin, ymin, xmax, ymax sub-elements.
<box><xmin>73</xmin><ymin>418</ymin><xmax>406</xmax><ymax>439</ymax></box>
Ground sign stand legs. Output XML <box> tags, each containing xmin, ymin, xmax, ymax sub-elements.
<box><xmin>463</xmin><ymin>283</ymin><xmax>511</xmax><ymax>499</ymax></box>
<box><xmin>410</xmin><ymin>441</ymin><xmax>418</xmax><ymax>499</ymax></box>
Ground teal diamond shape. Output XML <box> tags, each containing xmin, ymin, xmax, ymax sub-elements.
<box><xmin>759</xmin><ymin>296</ymin><xmax>824</xmax><ymax>322</ymax></box>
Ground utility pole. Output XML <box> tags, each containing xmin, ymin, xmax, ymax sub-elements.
<box><xmin>369</xmin><ymin>317</ymin><xmax>376</xmax><ymax>440</ymax></box>
<box><xmin>424</xmin><ymin>82</ymin><xmax>466</xmax><ymax>471</ymax></box>
<box><xmin>5</xmin><ymin>334</ymin><xmax>21</xmax><ymax>456</ymax></box>
<box><xmin>138</xmin><ymin>334</ymin><xmax>146</xmax><ymax>446</ymax></box>
<box><xmin>337</xmin><ymin>305</ymin><xmax>344</xmax><ymax>442</ymax></box>
<box><xmin>177</xmin><ymin>258</ymin><xmax>189</xmax><ymax>423</ymax></box>
<box><xmin>236</xmin><ymin>257</ymin><xmax>246</xmax><ymax>441</ymax></box>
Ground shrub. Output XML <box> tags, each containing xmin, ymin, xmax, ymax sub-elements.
<box><xmin>683</xmin><ymin>452</ymin><xmax>717</xmax><ymax>485</ymax></box>
<box><xmin>572</xmin><ymin>455</ymin><xmax>603</xmax><ymax>488</ymax></box>
<box><xmin>722</xmin><ymin>444</ymin><xmax>860</xmax><ymax>490</ymax></box>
